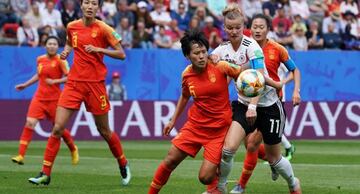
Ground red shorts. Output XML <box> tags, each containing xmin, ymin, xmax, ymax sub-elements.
<box><xmin>172</xmin><ymin>122</ymin><xmax>228</xmax><ymax>165</ymax></box>
<box><xmin>27</xmin><ymin>98</ymin><xmax>57</xmax><ymax>122</ymax></box>
<box><xmin>58</xmin><ymin>80</ymin><xmax>110</xmax><ymax>115</ymax></box>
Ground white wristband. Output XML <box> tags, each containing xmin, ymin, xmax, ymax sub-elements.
<box><xmin>248</xmin><ymin>104</ymin><xmax>257</xmax><ymax>111</ymax></box>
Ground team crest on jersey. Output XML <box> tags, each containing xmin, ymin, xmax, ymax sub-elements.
<box><xmin>239</xmin><ymin>54</ymin><xmax>246</xmax><ymax>64</ymax></box>
<box><xmin>51</xmin><ymin>61</ymin><xmax>56</xmax><ymax>67</ymax></box>
<box><xmin>209</xmin><ymin>72</ymin><xmax>216</xmax><ymax>83</ymax></box>
<box><xmin>91</xmin><ymin>30</ymin><xmax>98</xmax><ymax>38</ymax></box>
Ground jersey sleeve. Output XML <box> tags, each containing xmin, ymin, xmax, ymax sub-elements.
<box><xmin>278</xmin><ymin>45</ymin><xmax>296</xmax><ymax>71</ymax></box>
<box><xmin>247</xmin><ymin>40</ymin><xmax>265</xmax><ymax>69</ymax></box>
<box><xmin>59</xmin><ymin>59</ymin><xmax>69</xmax><ymax>75</ymax></box>
<box><xmin>217</xmin><ymin>61</ymin><xmax>241</xmax><ymax>80</ymax></box>
<box><xmin>181</xmin><ymin>68</ymin><xmax>191</xmax><ymax>97</ymax></box>
<box><xmin>211</xmin><ymin>45</ymin><xmax>223</xmax><ymax>56</ymax></box>
<box><xmin>102</xmin><ymin>23</ymin><xmax>122</xmax><ymax>48</ymax></box>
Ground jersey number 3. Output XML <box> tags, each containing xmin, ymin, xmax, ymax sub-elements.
<box><xmin>72</xmin><ymin>34</ymin><xmax>78</xmax><ymax>48</ymax></box>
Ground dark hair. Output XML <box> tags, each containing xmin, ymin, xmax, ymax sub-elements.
<box><xmin>180</xmin><ymin>29</ymin><xmax>209</xmax><ymax>57</ymax></box>
<box><xmin>80</xmin><ymin>0</ymin><xmax>103</xmax><ymax>7</ymax></box>
<box><xmin>45</xmin><ymin>36</ymin><xmax>60</xmax><ymax>45</ymax></box>
<box><xmin>250</xmin><ymin>14</ymin><xmax>272</xmax><ymax>30</ymax></box>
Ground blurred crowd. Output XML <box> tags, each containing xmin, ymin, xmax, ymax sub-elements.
<box><xmin>0</xmin><ymin>0</ymin><xmax>359</xmax><ymax>50</ymax></box>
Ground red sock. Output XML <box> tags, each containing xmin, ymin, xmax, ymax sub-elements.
<box><xmin>42</xmin><ymin>135</ymin><xmax>61</xmax><ymax>176</ymax></box>
<box><xmin>18</xmin><ymin>127</ymin><xmax>34</xmax><ymax>157</ymax></box>
<box><xmin>106</xmin><ymin>132</ymin><xmax>127</xmax><ymax>167</ymax></box>
<box><xmin>148</xmin><ymin>162</ymin><xmax>173</xmax><ymax>194</ymax></box>
<box><xmin>62</xmin><ymin>129</ymin><xmax>76</xmax><ymax>152</ymax></box>
<box><xmin>238</xmin><ymin>150</ymin><xmax>258</xmax><ymax>188</ymax></box>
<box><xmin>257</xmin><ymin>144</ymin><xmax>266</xmax><ymax>160</ymax></box>
<box><xmin>206</xmin><ymin>175</ymin><xmax>218</xmax><ymax>192</ymax></box>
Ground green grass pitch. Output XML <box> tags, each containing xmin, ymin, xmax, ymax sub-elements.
<box><xmin>0</xmin><ymin>140</ymin><xmax>360</xmax><ymax>194</ymax></box>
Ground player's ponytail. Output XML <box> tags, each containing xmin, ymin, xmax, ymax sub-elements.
<box><xmin>222</xmin><ymin>3</ymin><xmax>244</xmax><ymax>23</ymax></box>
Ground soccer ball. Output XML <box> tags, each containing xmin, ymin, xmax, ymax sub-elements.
<box><xmin>236</xmin><ymin>69</ymin><xmax>265</xmax><ymax>97</ymax></box>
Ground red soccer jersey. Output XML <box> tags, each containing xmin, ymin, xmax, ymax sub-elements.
<box><xmin>34</xmin><ymin>54</ymin><xmax>69</xmax><ymax>101</ymax></box>
<box><xmin>182</xmin><ymin>61</ymin><xmax>240</xmax><ymax>130</ymax></box>
<box><xmin>66</xmin><ymin>19</ymin><xmax>122</xmax><ymax>81</ymax></box>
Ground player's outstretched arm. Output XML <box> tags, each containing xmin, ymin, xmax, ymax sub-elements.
<box><xmin>163</xmin><ymin>94</ymin><xmax>190</xmax><ymax>136</ymax></box>
<box><xmin>45</xmin><ymin>76</ymin><xmax>67</xmax><ymax>85</ymax></box>
<box><xmin>15</xmin><ymin>74</ymin><xmax>39</xmax><ymax>91</ymax></box>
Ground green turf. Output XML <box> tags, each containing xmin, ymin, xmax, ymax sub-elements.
<box><xmin>1</xmin><ymin>140</ymin><xmax>360</xmax><ymax>194</ymax></box>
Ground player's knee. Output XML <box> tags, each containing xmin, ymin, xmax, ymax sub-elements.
<box><xmin>98</xmin><ymin>128</ymin><xmax>112</xmax><ymax>141</ymax></box>
<box><xmin>222</xmin><ymin>148</ymin><xmax>235</xmax><ymax>162</ymax></box>
<box><xmin>163</xmin><ymin>157</ymin><xmax>179</xmax><ymax>170</ymax></box>
<box><xmin>247</xmin><ymin>143</ymin><xmax>259</xmax><ymax>152</ymax></box>
<box><xmin>198</xmin><ymin>174</ymin><xmax>214</xmax><ymax>185</ymax></box>
<box><xmin>25</xmin><ymin>119</ymin><xmax>37</xmax><ymax>129</ymax></box>
<box><xmin>52</xmin><ymin>124</ymin><xmax>64</xmax><ymax>137</ymax></box>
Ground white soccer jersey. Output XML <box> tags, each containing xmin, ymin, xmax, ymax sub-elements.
<box><xmin>212</xmin><ymin>36</ymin><xmax>279</xmax><ymax>107</ymax></box>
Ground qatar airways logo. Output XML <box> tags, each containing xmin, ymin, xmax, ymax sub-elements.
<box><xmin>33</xmin><ymin>101</ymin><xmax>360</xmax><ymax>139</ymax></box>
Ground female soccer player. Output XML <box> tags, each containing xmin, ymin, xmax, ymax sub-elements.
<box><xmin>28</xmin><ymin>0</ymin><xmax>131</xmax><ymax>186</ymax></box>
<box><xmin>148</xmin><ymin>28</ymin><xmax>284</xmax><ymax>194</ymax></box>
<box><xmin>230</xmin><ymin>14</ymin><xmax>302</xmax><ymax>194</ymax></box>
<box><xmin>11</xmin><ymin>36</ymin><xmax>79</xmax><ymax>166</ymax></box>
<box><xmin>210</xmin><ymin>4</ymin><xmax>302</xmax><ymax>194</ymax></box>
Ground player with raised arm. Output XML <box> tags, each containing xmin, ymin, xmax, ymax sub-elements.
<box><xmin>210</xmin><ymin>4</ymin><xmax>302</xmax><ymax>194</ymax></box>
<box><xmin>28</xmin><ymin>0</ymin><xmax>131</xmax><ymax>186</ymax></box>
<box><xmin>230</xmin><ymin>13</ymin><xmax>301</xmax><ymax>194</ymax></box>
<box><xmin>11</xmin><ymin>36</ymin><xmax>79</xmax><ymax>166</ymax></box>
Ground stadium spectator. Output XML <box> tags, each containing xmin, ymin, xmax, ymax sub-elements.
<box><xmin>113</xmin><ymin>0</ymin><xmax>135</xmax><ymax>28</ymax></box>
<box><xmin>17</xmin><ymin>17</ymin><xmax>39</xmax><ymax>47</ymax></box>
<box><xmin>340</xmin><ymin>0</ymin><xmax>358</xmax><ymax>16</ymax></box>
<box><xmin>170</xmin><ymin>2</ymin><xmax>191</xmax><ymax>31</ymax></box>
<box><xmin>102</xmin><ymin>0</ymin><xmax>117</xmax><ymax>17</ymax></box>
<box><xmin>306</xmin><ymin>20</ymin><xmax>324</xmax><ymax>49</ymax></box>
<box><xmin>132</xmin><ymin>18</ymin><xmax>154</xmax><ymax>48</ymax></box>
<box><xmin>33</xmin><ymin>0</ymin><xmax>46</xmax><ymax>11</ymax></box>
<box><xmin>134</xmin><ymin>1</ymin><xmax>155</xmax><ymax>33</ymax></box>
<box><xmin>290</xmin><ymin>14</ymin><xmax>307</xmax><ymax>33</ymax></box>
<box><xmin>11</xmin><ymin>36</ymin><xmax>78</xmax><ymax>166</ymax></box>
<box><xmin>289</xmin><ymin>0</ymin><xmax>310</xmax><ymax>20</ymax></box>
<box><xmin>272</xmin><ymin>6</ymin><xmax>292</xmax><ymax>32</ymax></box>
<box><xmin>322</xmin><ymin>11</ymin><xmax>342</xmax><ymax>34</ymax></box>
<box><xmin>150</xmin><ymin>1</ymin><xmax>172</xmax><ymax>30</ymax></box>
<box><xmin>308</xmin><ymin>0</ymin><xmax>327</xmax><ymax>24</ymax></box>
<box><xmin>61</xmin><ymin>0</ymin><xmax>80</xmax><ymax>27</ymax></box>
<box><xmin>188</xmin><ymin>0</ymin><xmax>207</xmax><ymax>15</ymax></box>
<box><xmin>341</xmin><ymin>23</ymin><xmax>360</xmax><ymax>50</ymax></box>
<box><xmin>262</xmin><ymin>0</ymin><xmax>281</xmax><ymax>17</ymax></box>
<box><xmin>326</xmin><ymin>0</ymin><xmax>341</xmax><ymax>16</ymax></box>
<box><xmin>170</xmin><ymin>0</ymin><xmax>189</xmax><ymax>13</ymax></box>
<box><xmin>165</xmin><ymin>19</ymin><xmax>183</xmax><ymax>49</ymax></box>
<box><xmin>340</xmin><ymin>11</ymin><xmax>358</xmax><ymax>38</ymax></box>
<box><xmin>28</xmin><ymin>0</ymin><xmax>131</xmax><ymax>186</ymax></box>
<box><xmin>41</xmin><ymin>0</ymin><xmax>63</xmax><ymax>31</ymax></box>
<box><xmin>25</xmin><ymin>2</ymin><xmax>43</xmax><ymax>29</ymax></box>
<box><xmin>188</xmin><ymin>15</ymin><xmax>201</xmax><ymax>31</ymax></box>
<box><xmin>205</xmin><ymin>0</ymin><xmax>227</xmax><ymax>20</ymax></box>
<box><xmin>0</xmin><ymin>0</ymin><xmax>18</xmax><ymax>28</ymax></box>
<box><xmin>106</xmin><ymin>71</ymin><xmax>127</xmax><ymax>101</ymax></box>
<box><xmin>242</xmin><ymin>0</ymin><xmax>263</xmax><ymax>22</ymax></box>
<box><xmin>154</xmin><ymin>25</ymin><xmax>172</xmax><ymax>48</ymax></box>
<box><xmin>202</xmin><ymin>16</ymin><xmax>222</xmax><ymax>49</ymax></box>
<box><xmin>323</xmin><ymin>23</ymin><xmax>342</xmax><ymax>49</ymax></box>
<box><xmin>292</xmin><ymin>25</ymin><xmax>308</xmax><ymax>50</ymax></box>
<box><xmin>193</xmin><ymin>6</ymin><xmax>207</xmax><ymax>29</ymax></box>
<box><xmin>11</xmin><ymin>0</ymin><xmax>31</xmax><ymax>19</ymax></box>
<box><xmin>115</xmin><ymin>17</ymin><xmax>133</xmax><ymax>48</ymax></box>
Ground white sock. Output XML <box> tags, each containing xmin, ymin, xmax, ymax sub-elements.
<box><xmin>281</xmin><ymin>135</ymin><xmax>291</xmax><ymax>149</ymax></box>
<box><xmin>218</xmin><ymin>149</ymin><xmax>235</xmax><ymax>187</ymax></box>
<box><xmin>271</xmin><ymin>156</ymin><xmax>296</xmax><ymax>189</ymax></box>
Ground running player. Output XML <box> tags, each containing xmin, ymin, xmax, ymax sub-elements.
<box><xmin>230</xmin><ymin>13</ymin><xmax>301</xmax><ymax>194</ymax></box>
<box><xmin>11</xmin><ymin>36</ymin><xmax>79</xmax><ymax>166</ymax></box>
<box><xmin>28</xmin><ymin>0</ymin><xmax>131</xmax><ymax>186</ymax></box>
<box><xmin>210</xmin><ymin>4</ymin><xmax>302</xmax><ymax>194</ymax></box>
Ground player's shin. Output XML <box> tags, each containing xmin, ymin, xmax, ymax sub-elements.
<box><xmin>42</xmin><ymin>135</ymin><xmax>61</xmax><ymax>176</ymax></box>
<box><xmin>62</xmin><ymin>129</ymin><xmax>76</xmax><ymax>152</ymax></box>
<box><xmin>219</xmin><ymin>148</ymin><xmax>235</xmax><ymax>189</ymax></box>
<box><xmin>18</xmin><ymin>127</ymin><xmax>34</xmax><ymax>156</ymax></box>
<box><xmin>107</xmin><ymin>132</ymin><xmax>127</xmax><ymax>167</ymax></box>
<box><xmin>148</xmin><ymin>162</ymin><xmax>173</xmax><ymax>194</ymax></box>
<box><xmin>238</xmin><ymin>150</ymin><xmax>258</xmax><ymax>188</ymax></box>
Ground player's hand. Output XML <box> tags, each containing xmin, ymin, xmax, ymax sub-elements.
<box><xmin>15</xmin><ymin>83</ymin><xmax>26</xmax><ymax>91</ymax></box>
<box><xmin>45</xmin><ymin>78</ymin><xmax>55</xmax><ymax>85</ymax></box>
<box><xmin>163</xmin><ymin>121</ymin><xmax>175</xmax><ymax>136</ymax></box>
<box><xmin>84</xmin><ymin>44</ymin><xmax>102</xmax><ymax>53</ymax></box>
<box><xmin>60</xmin><ymin>50</ymin><xmax>70</xmax><ymax>59</ymax></box>
<box><xmin>208</xmin><ymin>54</ymin><xmax>220</xmax><ymax>64</ymax></box>
<box><xmin>292</xmin><ymin>90</ymin><xmax>301</xmax><ymax>106</ymax></box>
<box><xmin>246</xmin><ymin>109</ymin><xmax>257</xmax><ymax>126</ymax></box>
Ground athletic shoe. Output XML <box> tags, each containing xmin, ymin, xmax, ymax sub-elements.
<box><xmin>11</xmin><ymin>155</ymin><xmax>24</xmax><ymax>165</ymax></box>
<box><xmin>270</xmin><ymin>166</ymin><xmax>279</xmax><ymax>181</ymax></box>
<box><xmin>28</xmin><ymin>172</ymin><xmax>51</xmax><ymax>185</ymax></box>
<box><xmin>285</xmin><ymin>144</ymin><xmax>296</xmax><ymax>161</ymax></box>
<box><xmin>289</xmin><ymin>177</ymin><xmax>302</xmax><ymax>194</ymax></box>
<box><xmin>71</xmin><ymin>145</ymin><xmax>79</xmax><ymax>165</ymax></box>
<box><xmin>120</xmin><ymin>163</ymin><xmax>131</xmax><ymax>185</ymax></box>
<box><xmin>230</xmin><ymin>184</ymin><xmax>245</xmax><ymax>194</ymax></box>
